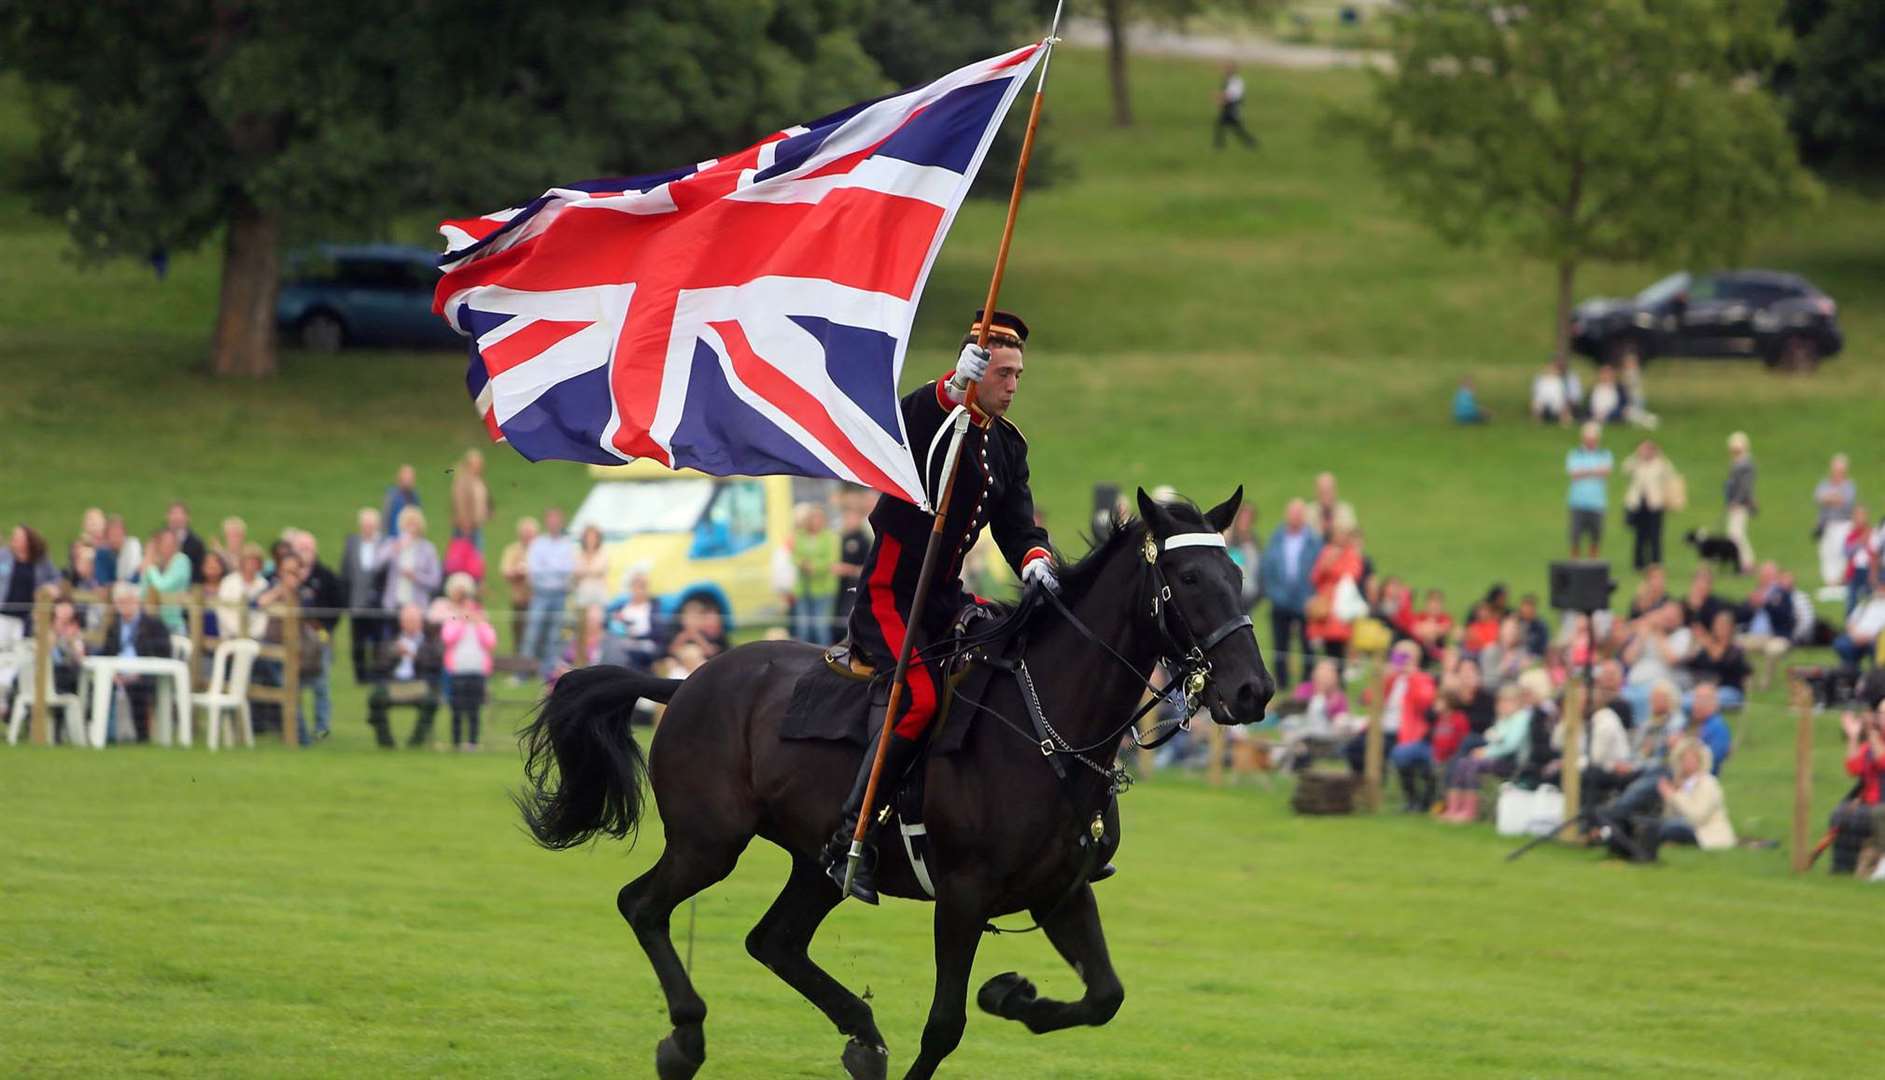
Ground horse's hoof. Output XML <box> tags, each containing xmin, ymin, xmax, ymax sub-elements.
<box><xmin>976</xmin><ymin>971</ymin><xmax>1038</xmax><ymax>1019</ymax></box>
<box><xmin>655</xmin><ymin>1030</ymin><xmax>704</xmax><ymax>1080</ymax></box>
<box><xmin>841</xmin><ymin>1037</ymin><xmax>889</xmax><ymax>1080</ymax></box>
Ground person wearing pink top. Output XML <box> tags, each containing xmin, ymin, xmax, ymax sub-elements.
<box><xmin>440</xmin><ymin>573</ymin><xmax>496</xmax><ymax>751</ymax></box>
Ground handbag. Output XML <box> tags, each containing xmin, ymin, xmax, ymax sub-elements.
<box><xmin>1333</xmin><ymin>575</ymin><xmax>1368</xmax><ymax>623</ymax></box>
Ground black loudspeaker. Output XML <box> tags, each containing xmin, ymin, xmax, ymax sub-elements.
<box><xmin>1092</xmin><ymin>484</ymin><xmax>1121</xmax><ymax>537</ymax></box>
<box><xmin>1549</xmin><ymin>560</ymin><xmax>1615</xmax><ymax>612</ymax></box>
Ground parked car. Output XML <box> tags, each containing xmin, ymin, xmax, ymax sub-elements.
<box><xmin>570</xmin><ymin>461</ymin><xmax>839</xmax><ymax>631</ymax></box>
<box><xmin>1570</xmin><ymin>269</ymin><xmax>1843</xmax><ymax>371</ymax></box>
<box><xmin>276</xmin><ymin>244</ymin><xmax>462</xmax><ymax>351</ymax></box>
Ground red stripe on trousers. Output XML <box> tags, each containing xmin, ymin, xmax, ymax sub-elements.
<box><xmin>864</xmin><ymin>533</ymin><xmax>939</xmax><ymax>739</ymax></box>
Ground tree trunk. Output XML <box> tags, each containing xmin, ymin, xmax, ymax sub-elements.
<box><xmin>1553</xmin><ymin>257</ymin><xmax>1576</xmax><ymax>366</ymax></box>
<box><xmin>1105</xmin><ymin>0</ymin><xmax>1133</xmax><ymax>128</ymax></box>
<box><xmin>210</xmin><ymin>200</ymin><xmax>281</xmax><ymax>378</ymax></box>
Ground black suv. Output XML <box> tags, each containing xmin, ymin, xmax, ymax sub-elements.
<box><xmin>1570</xmin><ymin>270</ymin><xmax>1843</xmax><ymax>371</ymax></box>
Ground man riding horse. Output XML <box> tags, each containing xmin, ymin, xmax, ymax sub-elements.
<box><xmin>822</xmin><ymin>308</ymin><xmax>1067</xmax><ymax>903</ymax></box>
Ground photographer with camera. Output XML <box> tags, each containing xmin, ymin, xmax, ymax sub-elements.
<box><xmin>1828</xmin><ymin>701</ymin><xmax>1885</xmax><ymax>875</ymax></box>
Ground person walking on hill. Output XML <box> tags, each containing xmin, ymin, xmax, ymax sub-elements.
<box><xmin>1622</xmin><ymin>439</ymin><xmax>1681</xmax><ymax>571</ymax></box>
<box><xmin>450</xmin><ymin>449</ymin><xmax>491</xmax><ymax>552</ymax></box>
<box><xmin>1565</xmin><ymin>422</ymin><xmax>1613</xmax><ymax>559</ymax></box>
<box><xmin>1213</xmin><ymin>62</ymin><xmax>1259</xmax><ymax>150</ymax></box>
<box><xmin>1261</xmin><ymin>499</ymin><xmax>1322</xmax><ymax>690</ymax></box>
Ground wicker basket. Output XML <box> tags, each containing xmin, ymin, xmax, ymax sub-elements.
<box><xmin>1291</xmin><ymin>771</ymin><xmax>1357</xmax><ymax>815</ymax></box>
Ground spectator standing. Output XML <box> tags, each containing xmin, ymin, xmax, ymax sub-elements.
<box><xmin>793</xmin><ymin>504</ymin><xmax>840</xmax><ymax>645</ymax></box>
<box><xmin>1530</xmin><ymin>359</ymin><xmax>1583</xmax><ymax>425</ymax></box>
<box><xmin>164</xmin><ymin>501</ymin><xmax>207</xmax><ymax>584</ymax></box>
<box><xmin>77</xmin><ymin>507</ymin><xmax>106</xmax><ymax>552</ymax></box>
<box><xmin>500</xmin><ymin>517</ymin><xmax>539</xmax><ymax>652</ymax></box>
<box><xmin>1565</xmin><ymin>422</ymin><xmax>1613</xmax><ymax>558</ymax></box>
<box><xmin>1212</xmin><ymin>62</ymin><xmax>1258</xmax><ymax>149</ymax></box>
<box><xmin>440</xmin><ymin>573</ymin><xmax>496</xmax><ymax>751</ymax></box>
<box><xmin>1260</xmin><ymin>499</ymin><xmax>1322</xmax><ymax>690</ymax></box>
<box><xmin>1815</xmin><ymin>453</ymin><xmax>1857</xmax><ymax>590</ymax></box>
<box><xmin>383</xmin><ymin>464</ymin><xmax>422</xmax><ymax>533</ymax></box>
<box><xmin>365</xmin><ymin>604</ymin><xmax>442</xmax><ymax>749</ymax></box>
<box><xmin>449</xmin><ymin>449</ymin><xmax>491</xmax><ymax>551</ymax></box>
<box><xmin>1516</xmin><ymin>593</ymin><xmax>1551</xmax><ymax>658</ymax></box>
<box><xmin>1843</xmin><ymin>505</ymin><xmax>1877</xmax><ymax>614</ymax></box>
<box><xmin>1376</xmin><ymin>642</ymin><xmax>1439</xmax><ymax>811</ymax></box>
<box><xmin>1621</xmin><ymin>439</ymin><xmax>1680</xmax><ymax>571</ymax></box>
<box><xmin>100</xmin><ymin>514</ymin><xmax>140</xmax><ymax>585</ymax></box>
<box><xmin>1310</xmin><ymin>472</ymin><xmax>1358</xmax><ymax>539</ymax></box>
<box><xmin>1723</xmin><ymin>431</ymin><xmax>1758</xmax><ymax>574</ymax></box>
<box><xmin>1308</xmin><ymin>525</ymin><xmax>1365</xmax><ymax>669</ymax></box>
<box><xmin>1</xmin><ymin>525</ymin><xmax>58</xmax><ymax>635</ymax></box>
<box><xmin>381</xmin><ymin>507</ymin><xmax>443</xmax><ymax>615</ymax></box>
<box><xmin>65</xmin><ymin>541</ymin><xmax>101</xmax><ymax>593</ymax></box>
<box><xmin>1226</xmin><ymin>503</ymin><xmax>1262</xmax><ymax>612</ymax></box>
<box><xmin>570</xmin><ymin>524</ymin><xmax>611</xmax><ymax>612</ymax></box>
<box><xmin>522</xmin><ymin>507</ymin><xmax>577</xmax><ymax>681</ymax></box>
<box><xmin>835</xmin><ymin>501</ymin><xmax>871</xmax><ymax>617</ymax></box>
<box><xmin>291</xmin><ymin>530</ymin><xmax>347</xmax><ymax>743</ymax></box>
<box><xmin>140</xmin><ymin>529</ymin><xmax>192</xmax><ymax>634</ymax></box>
<box><xmin>342</xmin><ymin>508</ymin><xmax>387</xmax><ymax>682</ymax></box>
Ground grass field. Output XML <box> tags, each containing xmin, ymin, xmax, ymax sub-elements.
<box><xmin>5</xmin><ymin>44</ymin><xmax>1885</xmax><ymax>1078</ymax></box>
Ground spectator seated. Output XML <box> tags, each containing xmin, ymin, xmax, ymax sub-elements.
<box><xmin>365</xmin><ymin>604</ymin><xmax>442</xmax><ymax>749</ymax></box>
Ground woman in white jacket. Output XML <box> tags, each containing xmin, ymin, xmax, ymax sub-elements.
<box><xmin>1658</xmin><ymin>738</ymin><xmax>1736</xmax><ymax>850</ymax></box>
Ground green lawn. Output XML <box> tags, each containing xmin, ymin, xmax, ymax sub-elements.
<box><xmin>5</xmin><ymin>46</ymin><xmax>1885</xmax><ymax>1078</ymax></box>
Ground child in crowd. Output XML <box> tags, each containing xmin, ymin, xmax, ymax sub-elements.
<box><xmin>439</xmin><ymin>572</ymin><xmax>496</xmax><ymax>751</ymax></box>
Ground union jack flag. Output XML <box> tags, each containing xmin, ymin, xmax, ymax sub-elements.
<box><xmin>434</xmin><ymin>44</ymin><xmax>1044</xmax><ymax>510</ymax></box>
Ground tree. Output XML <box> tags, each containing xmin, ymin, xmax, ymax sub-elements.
<box><xmin>1341</xmin><ymin>0</ymin><xmax>1817</xmax><ymax>362</ymax></box>
<box><xmin>1775</xmin><ymin>0</ymin><xmax>1885</xmax><ymax>177</ymax></box>
<box><xmin>0</xmin><ymin>0</ymin><xmax>889</xmax><ymax>378</ymax></box>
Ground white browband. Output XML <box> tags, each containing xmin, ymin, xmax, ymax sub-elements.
<box><xmin>1162</xmin><ymin>532</ymin><xmax>1226</xmax><ymax>552</ymax></box>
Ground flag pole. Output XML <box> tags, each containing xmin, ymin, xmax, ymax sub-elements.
<box><xmin>844</xmin><ymin>4</ymin><xmax>1065</xmax><ymax>897</ymax></box>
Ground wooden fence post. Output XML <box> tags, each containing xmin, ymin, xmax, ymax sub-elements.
<box><xmin>31</xmin><ymin>586</ymin><xmax>53</xmax><ymax>745</ymax></box>
<box><xmin>1205</xmin><ymin>718</ymin><xmax>1226</xmax><ymax>787</ymax></box>
<box><xmin>1361</xmin><ymin>659</ymin><xmax>1385</xmax><ymax>812</ymax></box>
<box><xmin>280</xmin><ymin>598</ymin><xmax>301</xmax><ymax>748</ymax></box>
<box><xmin>1789</xmin><ymin>673</ymin><xmax>1813</xmax><ymax>874</ymax></box>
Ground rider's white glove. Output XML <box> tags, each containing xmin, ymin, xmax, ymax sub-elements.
<box><xmin>946</xmin><ymin>343</ymin><xmax>990</xmax><ymax>401</ymax></box>
<box><xmin>1021</xmin><ymin>556</ymin><xmax>1060</xmax><ymax>595</ymax></box>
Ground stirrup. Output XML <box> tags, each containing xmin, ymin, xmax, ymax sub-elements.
<box><xmin>824</xmin><ymin>833</ymin><xmax>881</xmax><ymax>905</ymax></box>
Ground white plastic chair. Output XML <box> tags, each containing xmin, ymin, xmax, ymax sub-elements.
<box><xmin>194</xmin><ymin>638</ymin><xmax>260</xmax><ymax>750</ymax></box>
<box><xmin>6</xmin><ymin>641</ymin><xmax>87</xmax><ymax>746</ymax></box>
<box><xmin>170</xmin><ymin>634</ymin><xmax>194</xmax><ymax>661</ymax></box>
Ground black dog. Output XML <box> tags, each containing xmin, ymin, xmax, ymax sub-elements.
<box><xmin>1683</xmin><ymin>528</ymin><xmax>1741</xmax><ymax>571</ymax></box>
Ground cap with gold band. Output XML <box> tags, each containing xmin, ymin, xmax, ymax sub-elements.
<box><xmin>968</xmin><ymin>308</ymin><xmax>1029</xmax><ymax>348</ymax></box>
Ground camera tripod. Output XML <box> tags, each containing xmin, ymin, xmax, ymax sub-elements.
<box><xmin>1504</xmin><ymin>803</ymin><xmax>1652</xmax><ymax>863</ymax></box>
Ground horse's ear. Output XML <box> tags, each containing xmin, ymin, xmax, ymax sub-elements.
<box><xmin>1204</xmin><ymin>486</ymin><xmax>1243</xmax><ymax>533</ymax></box>
<box><xmin>1135</xmin><ymin>487</ymin><xmax>1167</xmax><ymax>535</ymax></box>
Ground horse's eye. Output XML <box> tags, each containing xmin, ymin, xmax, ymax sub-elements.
<box><xmin>1180</xmin><ymin>572</ymin><xmax>1200</xmax><ymax>587</ymax></box>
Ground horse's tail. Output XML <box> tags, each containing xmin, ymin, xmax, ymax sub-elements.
<box><xmin>515</xmin><ymin>665</ymin><xmax>682</xmax><ymax>851</ymax></box>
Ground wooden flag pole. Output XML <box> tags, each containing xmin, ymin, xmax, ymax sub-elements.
<box><xmin>843</xmin><ymin>9</ymin><xmax>1064</xmax><ymax>896</ymax></box>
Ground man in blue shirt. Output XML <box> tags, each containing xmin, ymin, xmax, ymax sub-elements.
<box><xmin>1259</xmin><ymin>499</ymin><xmax>1322</xmax><ymax>691</ymax></box>
<box><xmin>1689</xmin><ymin>682</ymin><xmax>1732</xmax><ymax>775</ymax></box>
<box><xmin>1565</xmin><ymin>421</ymin><xmax>1613</xmax><ymax>558</ymax></box>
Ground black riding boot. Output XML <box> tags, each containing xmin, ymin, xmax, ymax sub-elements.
<box><xmin>823</xmin><ymin>733</ymin><xmax>923</xmax><ymax>904</ymax></box>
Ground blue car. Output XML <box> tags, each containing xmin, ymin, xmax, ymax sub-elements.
<box><xmin>276</xmin><ymin>244</ymin><xmax>463</xmax><ymax>351</ymax></box>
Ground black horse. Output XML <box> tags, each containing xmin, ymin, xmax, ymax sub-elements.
<box><xmin>516</xmin><ymin>488</ymin><xmax>1273</xmax><ymax>1080</ymax></box>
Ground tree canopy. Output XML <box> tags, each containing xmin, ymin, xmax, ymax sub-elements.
<box><xmin>1341</xmin><ymin>0</ymin><xmax>1817</xmax><ymax>361</ymax></box>
<box><xmin>1</xmin><ymin>0</ymin><xmax>1051</xmax><ymax>377</ymax></box>
<box><xmin>1777</xmin><ymin>0</ymin><xmax>1885</xmax><ymax>178</ymax></box>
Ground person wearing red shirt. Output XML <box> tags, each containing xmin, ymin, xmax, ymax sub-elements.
<box><xmin>1308</xmin><ymin>526</ymin><xmax>1366</xmax><ymax>668</ymax></box>
<box><xmin>1461</xmin><ymin>601</ymin><xmax>1501</xmax><ymax>654</ymax></box>
<box><xmin>1842</xmin><ymin>701</ymin><xmax>1885</xmax><ymax>829</ymax></box>
<box><xmin>1379</xmin><ymin>641</ymin><xmax>1439</xmax><ymax>811</ymax></box>
<box><xmin>1410</xmin><ymin>588</ymin><xmax>1455</xmax><ymax>664</ymax></box>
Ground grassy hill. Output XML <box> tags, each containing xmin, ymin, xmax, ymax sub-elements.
<box><xmin>5</xmin><ymin>49</ymin><xmax>1885</xmax><ymax>1078</ymax></box>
